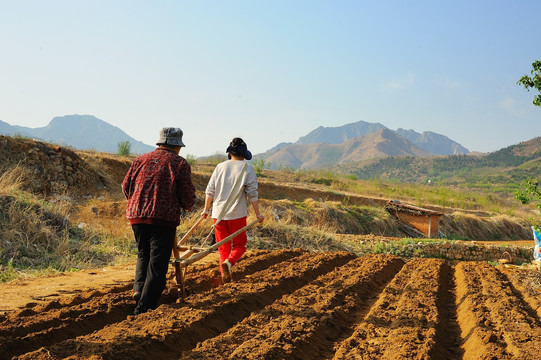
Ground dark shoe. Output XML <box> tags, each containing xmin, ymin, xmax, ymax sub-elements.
<box><xmin>133</xmin><ymin>306</ymin><xmax>148</xmax><ymax>316</ymax></box>
<box><xmin>133</xmin><ymin>291</ymin><xmax>141</xmax><ymax>302</ymax></box>
<box><xmin>221</xmin><ymin>259</ymin><xmax>232</xmax><ymax>284</ymax></box>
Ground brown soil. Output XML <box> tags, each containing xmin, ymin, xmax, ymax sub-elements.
<box><xmin>2</xmin><ymin>137</ymin><xmax>541</xmax><ymax>359</ymax></box>
<box><xmin>1</xmin><ymin>250</ymin><xmax>540</xmax><ymax>360</ymax></box>
<box><xmin>1</xmin><ymin>264</ymin><xmax>135</xmax><ymax>314</ymax></box>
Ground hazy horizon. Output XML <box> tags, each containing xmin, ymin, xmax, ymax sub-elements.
<box><xmin>1</xmin><ymin>1</ymin><xmax>540</xmax><ymax>157</ymax></box>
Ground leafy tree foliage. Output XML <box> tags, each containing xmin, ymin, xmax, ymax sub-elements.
<box><xmin>517</xmin><ymin>60</ymin><xmax>541</xmax><ymax>107</ymax></box>
<box><xmin>516</xmin><ymin>60</ymin><xmax>541</xmax><ymax>227</ymax></box>
<box><xmin>252</xmin><ymin>158</ymin><xmax>270</xmax><ymax>176</ymax></box>
<box><xmin>515</xmin><ymin>178</ymin><xmax>541</xmax><ymax>229</ymax></box>
<box><xmin>185</xmin><ymin>154</ymin><xmax>197</xmax><ymax>166</ymax></box>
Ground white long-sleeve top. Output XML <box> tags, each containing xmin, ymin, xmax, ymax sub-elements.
<box><xmin>205</xmin><ymin>160</ymin><xmax>259</xmax><ymax>220</ymax></box>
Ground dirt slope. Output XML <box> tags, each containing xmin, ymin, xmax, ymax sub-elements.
<box><xmin>2</xmin><ymin>250</ymin><xmax>540</xmax><ymax>360</ymax></box>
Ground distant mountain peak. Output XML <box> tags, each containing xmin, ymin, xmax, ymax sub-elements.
<box><xmin>296</xmin><ymin>120</ymin><xmax>387</xmax><ymax>145</ymax></box>
<box><xmin>0</xmin><ymin>115</ymin><xmax>154</xmax><ymax>154</ymax></box>
<box><xmin>295</xmin><ymin>121</ymin><xmax>469</xmax><ymax>155</ymax></box>
<box><xmin>256</xmin><ymin>120</ymin><xmax>468</xmax><ymax>170</ymax></box>
<box><xmin>395</xmin><ymin>128</ymin><xmax>469</xmax><ymax>155</ymax></box>
<box><xmin>261</xmin><ymin>127</ymin><xmax>434</xmax><ymax>170</ymax></box>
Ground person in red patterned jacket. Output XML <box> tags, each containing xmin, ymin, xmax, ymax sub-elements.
<box><xmin>122</xmin><ymin>127</ymin><xmax>195</xmax><ymax>315</ymax></box>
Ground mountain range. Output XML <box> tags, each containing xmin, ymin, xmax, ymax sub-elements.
<box><xmin>0</xmin><ymin>115</ymin><xmax>155</xmax><ymax>154</ymax></box>
<box><xmin>1</xmin><ymin>116</ymin><xmax>470</xmax><ymax>165</ymax></box>
<box><xmin>296</xmin><ymin>121</ymin><xmax>469</xmax><ymax>155</ymax></box>
<box><xmin>256</xmin><ymin>120</ymin><xmax>469</xmax><ymax>169</ymax></box>
<box><xmin>2</xmin><ymin>114</ymin><xmax>541</xmax><ymax>189</ymax></box>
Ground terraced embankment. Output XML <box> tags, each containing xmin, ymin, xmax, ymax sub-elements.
<box><xmin>1</xmin><ymin>250</ymin><xmax>540</xmax><ymax>360</ymax></box>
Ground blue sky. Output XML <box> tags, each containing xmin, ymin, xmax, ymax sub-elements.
<box><xmin>1</xmin><ymin>1</ymin><xmax>540</xmax><ymax>157</ymax></box>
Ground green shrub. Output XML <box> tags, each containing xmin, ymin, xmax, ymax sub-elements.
<box><xmin>185</xmin><ymin>154</ymin><xmax>197</xmax><ymax>166</ymax></box>
<box><xmin>253</xmin><ymin>159</ymin><xmax>270</xmax><ymax>176</ymax></box>
<box><xmin>117</xmin><ymin>141</ymin><xmax>131</xmax><ymax>156</ymax></box>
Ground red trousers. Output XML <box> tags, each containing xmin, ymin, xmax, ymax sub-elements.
<box><xmin>214</xmin><ymin>217</ymin><xmax>248</xmax><ymax>273</ymax></box>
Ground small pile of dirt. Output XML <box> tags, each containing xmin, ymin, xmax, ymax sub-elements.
<box><xmin>0</xmin><ymin>136</ymin><xmax>139</xmax><ymax>199</ymax></box>
<box><xmin>0</xmin><ymin>136</ymin><xmax>106</xmax><ymax>195</ymax></box>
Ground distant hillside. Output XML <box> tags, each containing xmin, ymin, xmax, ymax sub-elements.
<box><xmin>256</xmin><ymin>120</ymin><xmax>471</xmax><ymax>170</ymax></box>
<box><xmin>0</xmin><ymin>120</ymin><xmax>34</xmax><ymax>138</ymax></box>
<box><xmin>0</xmin><ymin>115</ymin><xmax>154</xmax><ymax>154</ymax></box>
<box><xmin>293</xmin><ymin>120</ymin><xmax>469</xmax><ymax>155</ymax></box>
<box><xmin>264</xmin><ymin>129</ymin><xmax>434</xmax><ymax>169</ymax></box>
<box><xmin>331</xmin><ymin>136</ymin><xmax>541</xmax><ymax>191</ymax></box>
<box><xmin>255</xmin><ymin>142</ymin><xmax>294</xmax><ymax>159</ymax></box>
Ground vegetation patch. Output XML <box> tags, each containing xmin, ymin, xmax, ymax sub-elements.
<box><xmin>0</xmin><ymin>136</ymin><xmax>538</xmax><ymax>281</ymax></box>
<box><xmin>0</xmin><ymin>192</ymin><xmax>135</xmax><ymax>282</ymax></box>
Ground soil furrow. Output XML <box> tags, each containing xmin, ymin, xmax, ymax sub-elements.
<box><xmin>455</xmin><ymin>261</ymin><xmax>511</xmax><ymax>359</ymax></box>
<box><xmin>5</xmin><ymin>247</ymin><xmax>541</xmax><ymax>360</ymax></box>
<box><xmin>183</xmin><ymin>254</ymin><xmax>404</xmax><ymax>360</ymax></box>
<box><xmin>16</xmin><ymin>251</ymin><xmax>354</xmax><ymax>360</ymax></box>
<box><xmin>0</xmin><ymin>286</ymin><xmax>135</xmax><ymax>359</ymax></box>
<box><xmin>2</xmin><ymin>249</ymin><xmax>303</xmax><ymax>359</ymax></box>
<box><xmin>500</xmin><ymin>265</ymin><xmax>541</xmax><ymax>321</ymax></box>
<box><xmin>430</xmin><ymin>262</ymin><xmax>463</xmax><ymax>359</ymax></box>
<box><xmin>0</xmin><ymin>297</ymin><xmax>133</xmax><ymax>359</ymax></box>
<box><xmin>0</xmin><ymin>286</ymin><xmax>131</xmax><ymax>337</ymax></box>
<box><xmin>455</xmin><ymin>262</ymin><xmax>541</xmax><ymax>359</ymax></box>
<box><xmin>180</xmin><ymin>248</ymin><xmax>306</xmax><ymax>295</ymax></box>
<box><xmin>496</xmin><ymin>269</ymin><xmax>541</xmax><ymax>329</ymax></box>
<box><xmin>332</xmin><ymin>258</ymin><xmax>450</xmax><ymax>360</ymax></box>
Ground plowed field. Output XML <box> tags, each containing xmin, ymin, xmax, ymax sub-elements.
<box><xmin>2</xmin><ymin>249</ymin><xmax>541</xmax><ymax>360</ymax></box>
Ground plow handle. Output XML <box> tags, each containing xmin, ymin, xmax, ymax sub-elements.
<box><xmin>177</xmin><ymin>215</ymin><xmax>206</xmax><ymax>247</ymax></box>
<box><xmin>183</xmin><ymin>218</ymin><xmax>259</xmax><ymax>266</ymax></box>
<box><xmin>172</xmin><ymin>246</ymin><xmax>183</xmax><ymax>285</ymax></box>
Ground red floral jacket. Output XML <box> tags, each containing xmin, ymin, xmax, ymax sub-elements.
<box><xmin>122</xmin><ymin>147</ymin><xmax>195</xmax><ymax>228</ymax></box>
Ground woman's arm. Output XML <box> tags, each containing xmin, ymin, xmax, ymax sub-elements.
<box><xmin>251</xmin><ymin>200</ymin><xmax>264</xmax><ymax>223</ymax></box>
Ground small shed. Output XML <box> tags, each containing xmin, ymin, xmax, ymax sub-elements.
<box><xmin>385</xmin><ymin>200</ymin><xmax>443</xmax><ymax>238</ymax></box>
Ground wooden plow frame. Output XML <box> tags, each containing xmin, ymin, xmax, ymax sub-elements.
<box><xmin>171</xmin><ymin>216</ymin><xmax>259</xmax><ymax>298</ymax></box>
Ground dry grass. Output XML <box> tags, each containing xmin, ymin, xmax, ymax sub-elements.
<box><xmin>441</xmin><ymin>212</ymin><xmax>532</xmax><ymax>241</ymax></box>
<box><xmin>252</xmin><ymin>166</ymin><xmax>534</xmax><ymax>217</ymax></box>
<box><xmin>1</xmin><ymin>152</ymin><xmax>538</xmax><ymax>283</ymax></box>
<box><xmin>0</xmin><ymin>182</ymin><xmax>135</xmax><ymax>282</ymax></box>
<box><xmin>0</xmin><ymin>163</ymin><xmax>29</xmax><ymax>193</ymax></box>
<box><xmin>73</xmin><ymin>199</ymin><xmax>133</xmax><ymax>239</ymax></box>
<box><xmin>177</xmin><ymin>198</ymin><xmax>399</xmax><ymax>253</ymax></box>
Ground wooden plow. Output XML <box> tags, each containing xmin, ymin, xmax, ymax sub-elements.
<box><xmin>171</xmin><ymin>215</ymin><xmax>259</xmax><ymax>298</ymax></box>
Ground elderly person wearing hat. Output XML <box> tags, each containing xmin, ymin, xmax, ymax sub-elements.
<box><xmin>122</xmin><ymin>127</ymin><xmax>195</xmax><ymax>315</ymax></box>
<box><xmin>202</xmin><ymin>137</ymin><xmax>264</xmax><ymax>284</ymax></box>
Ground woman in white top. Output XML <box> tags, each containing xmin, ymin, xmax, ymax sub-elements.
<box><xmin>202</xmin><ymin>138</ymin><xmax>264</xmax><ymax>283</ymax></box>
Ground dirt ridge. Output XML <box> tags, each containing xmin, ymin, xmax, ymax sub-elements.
<box><xmin>455</xmin><ymin>261</ymin><xmax>541</xmax><ymax>359</ymax></box>
<box><xmin>13</xmin><ymin>251</ymin><xmax>354</xmax><ymax>360</ymax></box>
<box><xmin>2</xmin><ymin>251</ymin><xmax>540</xmax><ymax>360</ymax></box>
<box><xmin>185</xmin><ymin>254</ymin><xmax>404</xmax><ymax>359</ymax></box>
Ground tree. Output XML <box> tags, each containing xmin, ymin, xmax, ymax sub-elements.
<box><xmin>117</xmin><ymin>141</ymin><xmax>131</xmax><ymax>156</ymax></box>
<box><xmin>517</xmin><ymin>60</ymin><xmax>541</xmax><ymax>107</ymax></box>
<box><xmin>252</xmin><ymin>158</ymin><xmax>270</xmax><ymax>176</ymax></box>
<box><xmin>516</xmin><ymin>61</ymin><xmax>541</xmax><ymax>230</ymax></box>
<box><xmin>185</xmin><ymin>154</ymin><xmax>197</xmax><ymax>166</ymax></box>
<box><xmin>515</xmin><ymin>178</ymin><xmax>541</xmax><ymax>230</ymax></box>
